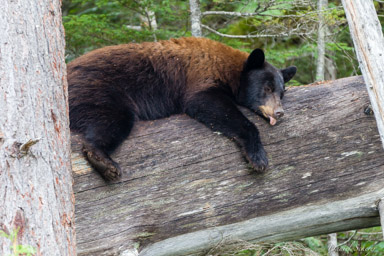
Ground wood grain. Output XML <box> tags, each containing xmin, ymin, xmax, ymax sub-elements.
<box><xmin>72</xmin><ymin>76</ymin><xmax>384</xmax><ymax>255</ymax></box>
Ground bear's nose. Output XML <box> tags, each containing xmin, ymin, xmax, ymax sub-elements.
<box><xmin>274</xmin><ymin>109</ymin><xmax>284</xmax><ymax>118</ymax></box>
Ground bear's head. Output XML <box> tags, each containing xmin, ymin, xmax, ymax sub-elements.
<box><xmin>237</xmin><ymin>49</ymin><xmax>296</xmax><ymax>125</ymax></box>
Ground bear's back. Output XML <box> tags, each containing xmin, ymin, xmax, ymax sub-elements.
<box><xmin>68</xmin><ymin>37</ymin><xmax>247</xmax><ymax>88</ymax></box>
<box><xmin>68</xmin><ymin>37</ymin><xmax>248</xmax><ymax>120</ymax></box>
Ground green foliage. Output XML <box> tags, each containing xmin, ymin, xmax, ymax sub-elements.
<box><xmin>207</xmin><ymin>240</ymin><xmax>321</xmax><ymax>256</ymax></box>
<box><xmin>302</xmin><ymin>237</ymin><xmax>328</xmax><ymax>255</ymax></box>
<box><xmin>302</xmin><ymin>227</ymin><xmax>384</xmax><ymax>256</ymax></box>
<box><xmin>64</xmin><ymin>13</ymin><xmax>136</xmax><ymax>59</ymax></box>
<box><xmin>63</xmin><ymin>0</ymin><xmax>189</xmax><ymax>62</ymax></box>
<box><xmin>0</xmin><ymin>228</ymin><xmax>36</xmax><ymax>256</ymax></box>
<box><xmin>335</xmin><ymin>227</ymin><xmax>384</xmax><ymax>256</ymax></box>
<box><xmin>206</xmin><ymin>227</ymin><xmax>384</xmax><ymax>255</ymax></box>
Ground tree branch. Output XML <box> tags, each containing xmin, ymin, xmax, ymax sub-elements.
<box><xmin>201</xmin><ymin>7</ymin><xmax>341</xmax><ymax>18</ymax></box>
<box><xmin>201</xmin><ymin>24</ymin><xmax>314</xmax><ymax>38</ymax></box>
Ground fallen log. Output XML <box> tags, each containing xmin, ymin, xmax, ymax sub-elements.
<box><xmin>72</xmin><ymin>76</ymin><xmax>384</xmax><ymax>256</ymax></box>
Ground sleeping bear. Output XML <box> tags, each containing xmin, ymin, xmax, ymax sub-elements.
<box><xmin>68</xmin><ymin>37</ymin><xmax>296</xmax><ymax>180</ymax></box>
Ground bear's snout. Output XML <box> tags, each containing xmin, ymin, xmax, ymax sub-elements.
<box><xmin>274</xmin><ymin>109</ymin><xmax>284</xmax><ymax>119</ymax></box>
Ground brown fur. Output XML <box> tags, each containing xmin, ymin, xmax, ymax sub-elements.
<box><xmin>68</xmin><ymin>37</ymin><xmax>248</xmax><ymax>105</ymax></box>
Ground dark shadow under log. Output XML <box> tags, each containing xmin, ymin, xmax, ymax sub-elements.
<box><xmin>72</xmin><ymin>76</ymin><xmax>384</xmax><ymax>256</ymax></box>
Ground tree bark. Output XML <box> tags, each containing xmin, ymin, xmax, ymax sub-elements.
<box><xmin>341</xmin><ymin>0</ymin><xmax>384</xmax><ymax>148</ymax></box>
<box><xmin>316</xmin><ymin>0</ymin><xmax>327</xmax><ymax>81</ymax></box>
<box><xmin>72</xmin><ymin>76</ymin><xmax>384</xmax><ymax>255</ymax></box>
<box><xmin>0</xmin><ymin>1</ymin><xmax>75</xmax><ymax>255</ymax></box>
<box><xmin>189</xmin><ymin>0</ymin><xmax>202</xmax><ymax>37</ymax></box>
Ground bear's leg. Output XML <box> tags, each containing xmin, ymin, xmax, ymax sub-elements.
<box><xmin>71</xmin><ymin>106</ymin><xmax>135</xmax><ymax>180</ymax></box>
<box><xmin>185</xmin><ymin>88</ymin><xmax>268</xmax><ymax>172</ymax></box>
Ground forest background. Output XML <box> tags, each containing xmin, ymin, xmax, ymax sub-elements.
<box><xmin>63</xmin><ymin>0</ymin><xmax>384</xmax><ymax>85</ymax></box>
<box><xmin>61</xmin><ymin>0</ymin><xmax>384</xmax><ymax>255</ymax></box>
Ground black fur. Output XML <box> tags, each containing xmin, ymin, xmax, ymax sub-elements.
<box><xmin>185</xmin><ymin>87</ymin><xmax>268</xmax><ymax>171</ymax></box>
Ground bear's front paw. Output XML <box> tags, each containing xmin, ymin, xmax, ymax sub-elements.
<box><xmin>245</xmin><ymin>147</ymin><xmax>269</xmax><ymax>173</ymax></box>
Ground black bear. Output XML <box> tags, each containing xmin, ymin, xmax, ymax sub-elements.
<box><xmin>68</xmin><ymin>37</ymin><xmax>296</xmax><ymax>180</ymax></box>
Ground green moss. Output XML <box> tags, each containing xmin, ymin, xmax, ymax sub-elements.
<box><xmin>136</xmin><ymin>232</ymin><xmax>156</xmax><ymax>238</ymax></box>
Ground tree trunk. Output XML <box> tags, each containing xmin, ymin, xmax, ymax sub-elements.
<box><xmin>378</xmin><ymin>200</ymin><xmax>384</xmax><ymax>239</ymax></box>
<box><xmin>325</xmin><ymin>56</ymin><xmax>337</xmax><ymax>81</ymax></box>
<box><xmin>327</xmin><ymin>233</ymin><xmax>339</xmax><ymax>256</ymax></box>
<box><xmin>341</xmin><ymin>0</ymin><xmax>384</xmax><ymax>148</ymax></box>
<box><xmin>316</xmin><ymin>0</ymin><xmax>328</xmax><ymax>81</ymax></box>
<box><xmin>0</xmin><ymin>1</ymin><xmax>75</xmax><ymax>255</ymax></box>
<box><xmin>72</xmin><ymin>76</ymin><xmax>384</xmax><ymax>255</ymax></box>
<box><xmin>189</xmin><ymin>0</ymin><xmax>202</xmax><ymax>37</ymax></box>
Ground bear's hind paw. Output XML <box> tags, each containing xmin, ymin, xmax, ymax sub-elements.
<box><xmin>85</xmin><ymin>150</ymin><xmax>122</xmax><ymax>181</ymax></box>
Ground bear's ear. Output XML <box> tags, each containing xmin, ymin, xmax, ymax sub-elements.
<box><xmin>245</xmin><ymin>48</ymin><xmax>265</xmax><ymax>71</ymax></box>
<box><xmin>281</xmin><ymin>66</ymin><xmax>297</xmax><ymax>83</ymax></box>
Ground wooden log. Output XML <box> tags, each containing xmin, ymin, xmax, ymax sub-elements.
<box><xmin>72</xmin><ymin>76</ymin><xmax>384</xmax><ymax>256</ymax></box>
